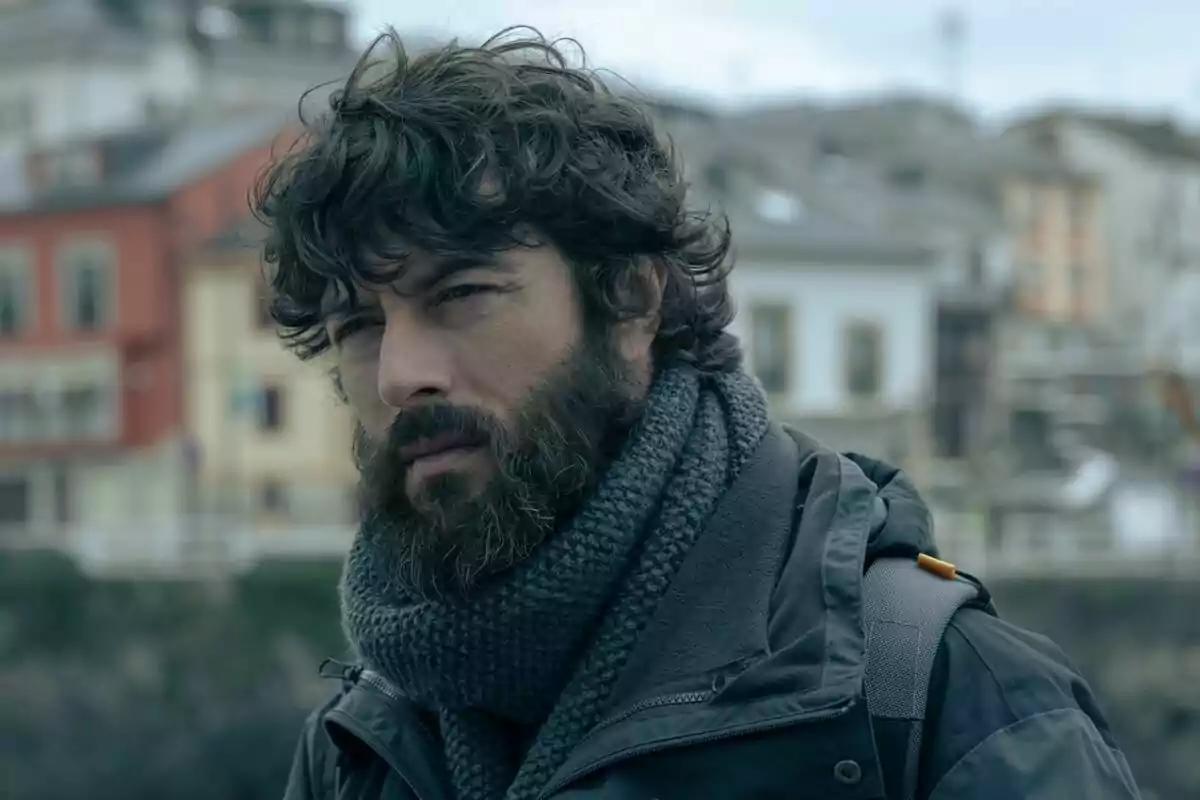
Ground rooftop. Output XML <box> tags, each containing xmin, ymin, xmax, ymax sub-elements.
<box><xmin>0</xmin><ymin>0</ymin><xmax>356</xmax><ymax>65</ymax></box>
<box><xmin>735</xmin><ymin>94</ymin><xmax>1089</xmax><ymax>186</ymax></box>
<box><xmin>0</xmin><ymin>108</ymin><xmax>294</xmax><ymax>215</ymax></box>
<box><xmin>667</xmin><ymin>120</ymin><xmax>942</xmax><ymax>266</ymax></box>
<box><xmin>1011</xmin><ymin>108</ymin><xmax>1200</xmax><ymax>162</ymax></box>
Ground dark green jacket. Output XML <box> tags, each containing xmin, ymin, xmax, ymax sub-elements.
<box><xmin>284</xmin><ymin>426</ymin><xmax>1142</xmax><ymax>799</ymax></box>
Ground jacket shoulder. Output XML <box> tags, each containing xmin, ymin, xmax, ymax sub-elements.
<box><xmin>917</xmin><ymin>607</ymin><xmax>1140</xmax><ymax>799</ymax></box>
<box><xmin>283</xmin><ymin>690</ymin><xmax>344</xmax><ymax>800</ymax></box>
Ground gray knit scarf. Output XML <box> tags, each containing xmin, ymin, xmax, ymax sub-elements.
<box><xmin>340</xmin><ymin>366</ymin><xmax>769</xmax><ymax>800</ymax></box>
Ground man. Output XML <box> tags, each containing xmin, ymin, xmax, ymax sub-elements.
<box><xmin>260</xmin><ymin>27</ymin><xmax>1141</xmax><ymax>800</ymax></box>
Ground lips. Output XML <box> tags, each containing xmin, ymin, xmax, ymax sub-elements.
<box><xmin>398</xmin><ymin>433</ymin><xmax>482</xmax><ymax>464</ymax></box>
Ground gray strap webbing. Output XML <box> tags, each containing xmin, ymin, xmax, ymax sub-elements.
<box><xmin>863</xmin><ymin>556</ymin><xmax>981</xmax><ymax>800</ymax></box>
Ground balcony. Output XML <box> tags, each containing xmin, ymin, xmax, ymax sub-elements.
<box><xmin>0</xmin><ymin>348</ymin><xmax>121</xmax><ymax>450</ymax></box>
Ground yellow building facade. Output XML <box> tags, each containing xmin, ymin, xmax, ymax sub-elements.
<box><xmin>1002</xmin><ymin>175</ymin><xmax>1108</xmax><ymax>324</ymax></box>
<box><xmin>183</xmin><ymin>234</ymin><xmax>357</xmax><ymax>529</ymax></box>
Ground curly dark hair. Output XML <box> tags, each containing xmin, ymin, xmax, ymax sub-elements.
<box><xmin>252</xmin><ymin>26</ymin><xmax>740</xmax><ymax>372</ymax></box>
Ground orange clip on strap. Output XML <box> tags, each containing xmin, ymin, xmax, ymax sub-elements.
<box><xmin>916</xmin><ymin>553</ymin><xmax>958</xmax><ymax>581</ymax></box>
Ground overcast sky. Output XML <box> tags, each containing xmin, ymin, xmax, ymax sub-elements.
<box><xmin>349</xmin><ymin>0</ymin><xmax>1200</xmax><ymax>122</ymax></box>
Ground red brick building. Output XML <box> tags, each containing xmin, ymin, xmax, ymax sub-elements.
<box><xmin>0</xmin><ymin>112</ymin><xmax>294</xmax><ymax>542</ymax></box>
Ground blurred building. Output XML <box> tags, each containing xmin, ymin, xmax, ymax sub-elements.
<box><xmin>658</xmin><ymin>120</ymin><xmax>940</xmax><ymax>467</ymax></box>
<box><xmin>0</xmin><ymin>0</ymin><xmax>367</xmax><ymax>205</ymax></box>
<box><xmin>999</xmin><ymin>170</ymin><xmax>1105</xmax><ymax>325</ymax></box>
<box><xmin>1008</xmin><ymin>110</ymin><xmax>1200</xmax><ymax>338</ymax></box>
<box><xmin>734</xmin><ymin>96</ymin><xmax>1106</xmax><ymax>326</ymax></box>
<box><xmin>993</xmin><ymin>111</ymin><xmax>1200</xmax><ymax>460</ymax></box>
<box><xmin>726</xmin><ymin>201</ymin><xmax>938</xmax><ymax>470</ymax></box>
<box><xmin>0</xmin><ymin>111</ymin><xmax>290</xmax><ymax>546</ymax></box>
<box><xmin>183</xmin><ymin>219</ymin><xmax>356</xmax><ymax>530</ymax></box>
<box><xmin>689</xmin><ymin>97</ymin><xmax>1020</xmax><ymax>468</ymax></box>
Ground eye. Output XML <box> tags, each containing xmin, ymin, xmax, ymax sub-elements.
<box><xmin>432</xmin><ymin>284</ymin><xmax>494</xmax><ymax>307</ymax></box>
<box><xmin>330</xmin><ymin>316</ymin><xmax>380</xmax><ymax>346</ymax></box>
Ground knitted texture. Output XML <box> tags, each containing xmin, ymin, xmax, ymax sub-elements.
<box><xmin>340</xmin><ymin>366</ymin><xmax>769</xmax><ymax>800</ymax></box>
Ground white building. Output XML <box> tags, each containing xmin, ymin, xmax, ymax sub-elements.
<box><xmin>655</xmin><ymin>110</ymin><xmax>941</xmax><ymax>466</ymax></box>
<box><xmin>725</xmin><ymin>194</ymin><xmax>938</xmax><ymax>466</ymax></box>
<box><xmin>0</xmin><ymin>0</ymin><xmax>364</xmax><ymax>203</ymax></box>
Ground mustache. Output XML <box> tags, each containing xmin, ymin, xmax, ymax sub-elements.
<box><xmin>387</xmin><ymin>404</ymin><xmax>497</xmax><ymax>452</ymax></box>
<box><xmin>352</xmin><ymin>404</ymin><xmax>508</xmax><ymax>474</ymax></box>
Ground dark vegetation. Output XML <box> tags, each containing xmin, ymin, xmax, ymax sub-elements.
<box><xmin>0</xmin><ymin>551</ymin><xmax>1194</xmax><ymax>799</ymax></box>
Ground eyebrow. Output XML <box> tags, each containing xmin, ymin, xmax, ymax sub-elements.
<box><xmin>401</xmin><ymin>254</ymin><xmax>512</xmax><ymax>295</ymax></box>
<box><xmin>321</xmin><ymin>254</ymin><xmax>513</xmax><ymax>317</ymax></box>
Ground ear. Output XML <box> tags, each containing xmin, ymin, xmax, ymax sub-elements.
<box><xmin>638</xmin><ymin>258</ymin><xmax>667</xmax><ymax>337</ymax></box>
<box><xmin>612</xmin><ymin>259</ymin><xmax>667</xmax><ymax>372</ymax></box>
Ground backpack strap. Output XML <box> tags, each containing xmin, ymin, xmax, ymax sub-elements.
<box><xmin>862</xmin><ymin>554</ymin><xmax>983</xmax><ymax>800</ymax></box>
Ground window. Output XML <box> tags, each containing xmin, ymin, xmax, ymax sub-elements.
<box><xmin>0</xmin><ymin>95</ymin><xmax>33</xmax><ymax>141</ymax></box>
<box><xmin>1020</xmin><ymin>183</ymin><xmax>1045</xmax><ymax>236</ymax></box>
<box><xmin>815</xmin><ymin>144</ymin><xmax>850</xmax><ymax>183</ymax></box>
<box><xmin>143</xmin><ymin>96</ymin><xmax>170</xmax><ymax>124</ymax></box>
<box><xmin>0</xmin><ymin>392</ymin><xmax>22</xmax><ymax>442</ymax></box>
<box><xmin>310</xmin><ymin>10</ymin><xmax>343</xmax><ymax>46</ymax></box>
<box><xmin>888</xmin><ymin>165</ymin><xmax>926</xmax><ymax>191</ymax></box>
<box><xmin>62</xmin><ymin>385</ymin><xmax>112</xmax><ymax>440</ymax></box>
<box><xmin>0</xmin><ymin>245</ymin><xmax>31</xmax><ymax>336</ymax></box>
<box><xmin>1070</xmin><ymin>264</ymin><xmax>1090</xmax><ymax>319</ymax></box>
<box><xmin>260</xmin><ymin>479</ymin><xmax>288</xmax><ymax>513</ymax></box>
<box><xmin>703</xmin><ymin>161</ymin><xmax>731</xmax><ymax>195</ymax></box>
<box><xmin>1068</xmin><ymin>187</ymin><xmax>1090</xmax><ymax>237</ymax></box>
<box><xmin>272</xmin><ymin>12</ymin><xmax>301</xmax><ymax>44</ymax></box>
<box><xmin>0</xmin><ymin>477</ymin><xmax>30</xmax><ymax>527</ymax></box>
<box><xmin>58</xmin><ymin>241</ymin><xmax>115</xmax><ymax>331</ymax></box>
<box><xmin>844</xmin><ymin>322</ymin><xmax>883</xmax><ymax>400</ymax></box>
<box><xmin>258</xmin><ymin>385</ymin><xmax>284</xmax><ymax>432</ymax></box>
<box><xmin>1021</xmin><ymin>260</ymin><xmax>1044</xmax><ymax>293</ymax></box>
<box><xmin>52</xmin><ymin>464</ymin><xmax>70</xmax><ymax>525</ymax></box>
<box><xmin>1070</xmin><ymin>262</ymin><xmax>1088</xmax><ymax>293</ymax></box>
<box><xmin>817</xmin><ymin>136</ymin><xmax>845</xmax><ymax>159</ymax></box>
<box><xmin>750</xmin><ymin>304</ymin><xmax>792</xmax><ymax>395</ymax></box>
<box><xmin>43</xmin><ymin>149</ymin><xmax>99</xmax><ymax>189</ymax></box>
<box><xmin>967</xmin><ymin>242</ymin><xmax>987</xmax><ymax>286</ymax></box>
<box><xmin>934</xmin><ymin>405</ymin><xmax>968</xmax><ymax>460</ymax></box>
<box><xmin>0</xmin><ymin>390</ymin><xmax>40</xmax><ymax>443</ymax></box>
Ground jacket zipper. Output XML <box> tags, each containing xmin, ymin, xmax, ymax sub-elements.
<box><xmin>589</xmin><ymin>690</ymin><xmax>715</xmax><ymax>732</ymax></box>
<box><xmin>323</xmin><ymin>663</ymin><xmax>856</xmax><ymax>800</ymax></box>
<box><xmin>320</xmin><ymin>664</ymin><xmax>441</xmax><ymax>800</ymax></box>
<box><xmin>358</xmin><ymin>669</ymin><xmax>406</xmax><ymax>702</ymax></box>
<box><xmin>318</xmin><ymin>660</ymin><xmax>401</xmax><ymax>703</ymax></box>
<box><xmin>318</xmin><ymin>657</ymin><xmax>362</xmax><ymax>683</ymax></box>
<box><xmin>536</xmin><ymin>695</ymin><xmax>857</xmax><ymax>799</ymax></box>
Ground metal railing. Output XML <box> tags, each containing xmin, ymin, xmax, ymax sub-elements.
<box><xmin>3</xmin><ymin>487</ymin><xmax>1197</xmax><ymax>581</ymax></box>
<box><xmin>0</xmin><ymin>517</ymin><xmax>355</xmax><ymax>578</ymax></box>
<box><xmin>933</xmin><ymin>499</ymin><xmax>1200</xmax><ymax>580</ymax></box>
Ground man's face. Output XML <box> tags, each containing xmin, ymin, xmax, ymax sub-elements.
<box><xmin>329</xmin><ymin>244</ymin><xmax>657</xmax><ymax>595</ymax></box>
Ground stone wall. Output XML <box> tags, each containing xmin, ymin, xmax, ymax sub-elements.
<box><xmin>0</xmin><ymin>551</ymin><xmax>1194</xmax><ymax>799</ymax></box>
<box><xmin>0</xmin><ymin>551</ymin><xmax>346</xmax><ymax>800</ymax></box>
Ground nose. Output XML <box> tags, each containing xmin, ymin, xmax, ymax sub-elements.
<box><xmin>375</xmin><ymin>306</ymin><xmax>453</xmax><ymax>409</ymax></box>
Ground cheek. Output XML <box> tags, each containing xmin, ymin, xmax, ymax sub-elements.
<box><xmin>338</xmin><ymin>360</ymin><xmax>391</xmax><ymax>434</ymax></box>
<box><xmin>455</xmin><ymin>313</ymin><xmax>577</xmax><ymax>399</ymax></box>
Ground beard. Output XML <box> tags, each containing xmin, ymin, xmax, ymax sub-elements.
<box><xmin>352</xmin><ymin>330</ymin><xmax>646</xmax><ymax>598</ymax></box>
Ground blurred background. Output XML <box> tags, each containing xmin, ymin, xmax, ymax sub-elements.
<box><xmin>0</xmin><ymin>1</ymin><xmax>1198</xmax><ymax>798</ymax></box>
